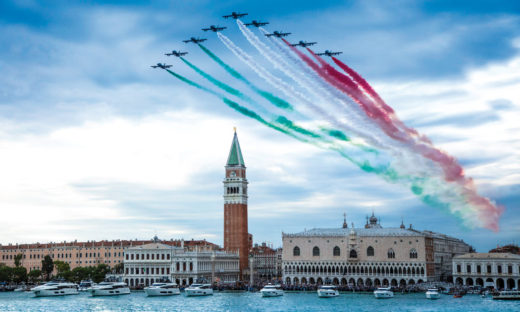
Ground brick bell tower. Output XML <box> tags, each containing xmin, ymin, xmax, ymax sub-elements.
<box><xmin>223</xmin><ymin>129</ymin><xmax>249</xmax><ymax>277</ymax></box>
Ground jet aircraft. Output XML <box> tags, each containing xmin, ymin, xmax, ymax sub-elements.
<box><xmin>151</xmin><ymin>63</ymin><xmax>172</xmax><ymax>69</ymax></box>
<box><xmin>165</xmin><ymin>50</ymin><xmax>188</xmax><ymax>57</ymax></box>
<box><xmin>316</xmin><ymin>50</ymin><xmax>342</xmax><ymax>56</ymax></box>
<box><xmin>202</xmin><ymin>25</ymin><xmax>227</xmax><ymax>32</ymax></box>
<box><xmin>244</xmin><ymin>20</ymin><xmax>269</xmax><ymax>27</ymax></box>
<box><xmin>291</xmin><ymin>41</ymin><xmax>317</xmax><ymax>47</ymax></box>
<box><xmin>223</xmin><ymin>12</ymin><xmax>248</xmax><ymax>19</ymax></box>
<box><xmin>264</xmin><ymin>31</ymin><xmax>291</xmax><ymax>38</ymax></box>
<box><xmin>183</xmin><ymin>37</ymin><xmax>207</xmax><ymax>44</ymax></box>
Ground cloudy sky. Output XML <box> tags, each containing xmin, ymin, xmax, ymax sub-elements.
<box><xmin>0</xmin><ymin>0</ymin><xmax>519</xmax><ymax>251</ymax></box>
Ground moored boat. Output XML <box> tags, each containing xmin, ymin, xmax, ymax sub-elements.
<box><xmin>184</xmin><ymin>284</ymin><xmax>213</xmax><ymax>297</ymax></box>
<box><xmin>144</xmin><ymin>282</ymin><xmax>180</xmax><ymax>296</ymax></box>
<box><xmin>492</xmin><ymin>290</ymin><xmax>520</xmax><ymax>300</ymax></box>
<box><xmin>260</xmin><ymin>284</ymin><xmax>284</xmax><ymax>297</ymax></box>
<box><xmin>78</xmin><ymin>280</ymin><xmax>95</xmax><ymax>292</ymax></box>
<box><xmin>317</xmin><ymin>285</ymin><xmax>339</xmax><ymax>298</ymax></box>
<box><xmin>374</xmin><ymin>287</ymin><xmax>393</xmax><ymax>299</ymax></box>
<box><xmin>31</xmin><ymin>282</ymin><xmax>78</xmax><ymax>297</ymax></box>
<box><xmin>425</xmin><ymin>288</ymin><xmax>441</xmax><ymax>300</ymax></box>
<box><xmin>89</xmin><ymin>282</ymin><xmax>130</xmax><ymax>296</ymax></box>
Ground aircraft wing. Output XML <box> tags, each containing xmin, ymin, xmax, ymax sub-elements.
<box><xmin>182</xmin><ymin>40</ymin><xmax>191</xmax><ymax>43</ymax></box>
<box><xmin>238</xmin><ymin>13</ymin><xmax>248</xmax><ymax>17</ymax></box>
<box><xmin>202</xmin><ymin>28</ymin><xmax>211</xmax><ymax>31</ymax></box>
<box><xmin>223</xmin><ymin>15</ymin><xmax>232</xmax><ymax>18</ymax></box>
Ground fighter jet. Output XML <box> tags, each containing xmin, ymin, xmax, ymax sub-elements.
<box><xmin>223</xmin><ymin>12</ymin><xmax>248</xmax><ymax>19</ymax></box>
<box><xmin>165</xmin><ymin>50</ymin><xmax>188</xmax><ymax>57</ymax></box>
<box><xmin>202</xmin><ymin>25</ymin><xmax>227</xmax><ymax>32</ymax></box>
<box><xmin>183</xmin><ymin>37</ymin><xmax>207</xmax><ymax>44</ymax></box>
<box><xmin>316</xmin><ymin>50</ymin><xmax>342</xmax><ymax>56</ymax></box>
<box><xmin>151</xmin><ymin>63</ymin><xmax>172</xmax><ymax>69</ymax></box>
<box><xmin>244</xmin><ymin>20</ymin><xmax>269</xmax><ymax>27</ymax></box>
<box><xmin>291</xmin><ymin>41</ymin><xmax>317</xmax><ymax>47</ymax></box>
<box><xmin>264</xmin><ymin>31</ymin><xmax>291</xmax><ymax>38</ymax></box>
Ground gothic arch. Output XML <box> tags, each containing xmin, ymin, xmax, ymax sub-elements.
<box><xmin>350</xmin><ymin>249</ymin><xmax>357</xmax><ymax>258</ymax></box>
<box><xmin>333</xmin><ymin>246</ymin><xmax>340</xmax><ymax>256</ymax></box>
<box><xmin>293</xmin><ymin>246</ymin><xmax>300</xmax><ymax>256</ymax></box>
<box><xmin>387</xmin><ymin>248</ymin><xmax>395</xmax><ymax>259</ymax></box>
<box><xmin>367</xmin><ymin>246</ymin><xmax>375</xmax><ymax>257</ymax></box>
<box><xmin>313</xmin><ymin>246</ymin><xmax>320</xmax><ymax>256</ymax></box>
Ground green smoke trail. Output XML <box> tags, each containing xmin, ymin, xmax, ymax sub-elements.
<box><xmin>198</xmin><ymin>44</ymin><xmax>294</xmax><ymax>112</ymax></box>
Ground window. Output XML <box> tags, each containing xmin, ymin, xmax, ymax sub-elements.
<box><xmin>457</xmin><ymin>265</ymin><xmax>461</xmax><ymax>273</ymax></box>
<box><xmin>508</xmin><ymin>265</ymin><xmax>513</xmax><ymax>274</ymax></box>
<box><xmin>333</xmin><ymin>246</ymin><xmax>340</xmax><ymax>256</ymax></box>
<box><xmin>367</xmin><ymin>246</ymin><xmax>374</xmax><ymax>257</ymax></box>
<box><xmin>487</xmin><ymin>265</ymin><xmax>492</xmax><ymax>273</ymax></box>
<box><xmin>498</xmin><ymin>265</ymin><xmax>502</xmax><ymax>274</ymax></box>
<box><xmin>349</xmin><ymin>249</ymin><xmax>357</xmax><ymax>258</ymax></box>
<box><xmin>293</xmin><ymin>246</ymin><xmax>300</xmax><ymax>256</ymax></box>
<box><xmin>467</xmin><ymin>265</ymin><xmax>471</xmax><ymax>273</ymax></box>
<box><xmin>313</xmin><ymin>246</ymin><xmax>320</xmax><ymax>257</ymax></box>
<box><xmin>387</xmin><ymin>249</ymin><xmax>395</xmax><ymax>259</ymax></box>
<box><xmin>477</xmin><ymin>265</ymin><xmax>481</xmax><ymax>273</ymax></box>
<box><xmin>409</xmin><ymin>249</ymin><xmax>418</xmax><ymax>259</ymax></box>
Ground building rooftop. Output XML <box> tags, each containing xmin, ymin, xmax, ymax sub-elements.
<box><xmin>226</xmin><ymin>130</ymin><xmax>245</xmax><ymax>166</ymax></box>
<box><xmin>454</xmin><ymin>253</ymin><xmax>520</xmax><ymax>260</ymax></box>
<box><xmin>284</xmin><ymin>227</ymin><xmax>425</xmax><ymax>237</ymax></box>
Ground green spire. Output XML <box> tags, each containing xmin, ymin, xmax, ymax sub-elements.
<box><xmin>226</xmin><ymin>129</ymin><xmax>245</xmax><ymax>166</ymax></box>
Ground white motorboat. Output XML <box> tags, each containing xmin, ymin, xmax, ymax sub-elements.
<box><xmin>317</xmin><ymin>285</ymin><xmax>339</xmax><ymax>298</ymax></box>
<box><xmin>144</xmin><ymin>282</ymin><xmax>180</xmax><ymax>296</ymax></box>
<box><xmin>31</xmin><ymin>282</ymin><xmax>79</xmax><ymax>297</ymax></box>
<box><xmin>425</xmin><ymin>288</ymin><xmax>441</xmax><ymax>299</ymax></box>
<box><xmin>260</xmin><ymin>284</ymin><xmax>284</xmax><ymax>297</ymax></box>
<box><xmin>89</xmin><ymin>282</ymin><xmax>130</xmax><ymax>296</ymax></box>
<box><xmin>492</xmin><ymin>290</ymin><xmax>520</xmax><ymax>300</ymax></box>
<box><xmin>374</xmin><ymin>287</ymin><xmax>394</xmax><ymax>299</ymax></box>
<box><xmin>184</xmin><ymin>284</ymin><xmax>213</xmax><ymax>297</ymax></box>
<box><xmin>78</xmin><ymin>280</ymin><xmax>95</xmax><ymax>292</ymax></box>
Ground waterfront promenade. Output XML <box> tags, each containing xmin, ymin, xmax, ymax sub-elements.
<box><xmin>1</xmin><ymin>291</ymin><xmax>518</xmax><ymax>312</ymax></box>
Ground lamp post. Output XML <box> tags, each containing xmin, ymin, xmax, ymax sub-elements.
<box><xmin>249</xmin><ymin>253</ymin><xmax>254</xmax><ymax>290</ymax></box>
<box><xmin>211</xmin><ymin>252</ymin><xmax>216</xmax><ymax>285</ymax></box>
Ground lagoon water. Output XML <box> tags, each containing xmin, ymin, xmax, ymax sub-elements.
<box><xmin>0</xmin><ymin>291</ymin><xmax>518</xmax><ymax>312</ymax></box>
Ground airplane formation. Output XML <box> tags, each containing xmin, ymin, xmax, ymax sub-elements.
<box><xmin>153</xmin><ymin>12</ymin><xmax>342</xmax><ymax>69</ymax></box>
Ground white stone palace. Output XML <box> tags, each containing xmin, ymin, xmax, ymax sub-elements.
<box><xmin>452</xmin><ymin>252</ymin><xmax>520</xmax><ymax>290</ymax></box>
<box><xmin>123</xmin><ymin>240</ymin><xmax>239</xmax><ymax>287</ymax></box>
<box><xmin>282</xmin><ymin>213</ymin><xmax>471</xmax><ymax>287</ymax></box>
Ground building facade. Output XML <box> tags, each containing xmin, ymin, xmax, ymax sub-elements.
<box><xmin>282</xmin><ymin>214</ymin><xmax>471</xmax><ymax>287</ymax></box>
<box><xmin>223</xmin><ymin>130</ymin><xmax>250</xmax><ymax>275</ymax></box>
<box><xmin>250</xmin><ymin>243</ymin><xmax>282</xmax><ymax>282</ymax></box>
<box><xmin>123</xmin><ymin>242</ymin><xmax>240</xmax><ymax>287</ymax></box>
<box><xmin>452</xmin><ymin>253</ymin><xmax>520</xmax><ymax>290</ymax></box>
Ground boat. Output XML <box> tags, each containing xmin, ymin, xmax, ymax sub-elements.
<box><xmin>453</xmin><ymin>292</ymin><xmax>463</xmax><ymax>298</ymax></box>
<box><xmin>260</xmin><ymin>284</ymin><xmax>284</xmax><ymax>297</ymax></box>
<box><xmin>78</xmin><ymin>280</ymin><xmax>95</xmax><ymax>292</ymax></box>
<box><xmin>31</xmin><ymin>282</ymin><xmax>79</xmax><ymax>297</ymax></box>
<box><xmin>184</xmin><ymin>284</ymin><xmax>213</xmax><ymax>297</ymax></box>
<box><xmin>374</xmin><ymin>287</ymin><xmax>394</xmax><ymax>299</ymax></box>
<box><xmin>89</xmin><ymin>282</ymin><xmax>130</xmax><ymax>296</ymax></box>
<box><xmin>425</xmin><ymin>288</ymin><xmax>441</xmax><ymax>300</ymax></box>
<box><xmin>317</xmin><ymin>285</ymin><xmax>339</xmax><ymax>298</ymax></box>
<box><xmin>492</xmin><ymin>290</ymin><xmax>520</xmax><ymax>300</ymax></box>
<box><xmin>13</xmin><ymin>286</ymin><xmax>26</xmax><ymax>292</ymax></box>
<box><xmin>144</xmin><ymin>282</ymin><xmax>180</xmax><ymax>296</ymax></box>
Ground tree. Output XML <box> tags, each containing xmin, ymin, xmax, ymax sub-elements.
<box><xmin>113</xmin><ymin>262</ymin><xmax>124</xmax><ymax>274</ymax></box>
<box><xmin>71</xmin><ymin>267</ymin><xmax>90</xmax><ymax>283</ymax></box>
<box><xmin>12</xmin><ymin>267</ymin><xmax>27</xmax><ymax>284</ymax></box>
<box><xmin>41</xmin><ymin>255</ymin><xmax>54</xmax><ymax>281</ymax></box>
<box><xmin>0</xmin><ymin>264</ymin><xmax>13</xmax><ymax>283</ymax></box>
<box><xmin>53</xmin><ymin>260</ymin><xmax>72</xmax><ymax>281</ymax></box>
<box><xmin>92</xmin><ymin>264</ymin><xmax>111</xmax><ymax>283</ymax></box>
<box><xmin>14</xmin><ymin>254</ymin><xmax>23</xmax><ymax>268</ymax></box>
<box><xmin>28</xmin><ymin>269</ymin><xmax>42</xmax><ymax>283</ymax></box>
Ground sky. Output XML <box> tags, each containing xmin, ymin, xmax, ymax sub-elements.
<box><xmin>0</xmin><ymin>0</ymin><xmax>519</xmax><ymax>252</ymax></box>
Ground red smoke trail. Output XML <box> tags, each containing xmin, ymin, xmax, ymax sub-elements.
<box><xmin>331</xmin><ymin>56</ymin><xmax>431</xmax><ymax>144</ymax></box>
<box><xmin>282</xmin><ymin>38</ymin><xmax>503</xmax><ymax>231</ymax></box>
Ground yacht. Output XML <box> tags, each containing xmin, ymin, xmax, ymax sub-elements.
<box><xmin>492</xmin><ymin>290</ymin><xmax>520</xmax><ymax>300</ymax></box>
<box><xmin>144</xmin><ymin>282</ymin><xmax>180</xmax><ymax>296</ymax></box>
<box><xmin>374</xmin><ymin>287</ymin><xmax>394</xmax><ymax>299</ymax></box>
<box><xmin>425</xmin><ymin>288</ymin><xmax>441</xmax><ymax>300</ymax></box>
<box><xmin>317</xmin><ymin>285</ymin><xmax>339</xmax><ymax>298</ymax></box>
<box><xmin>31</xmin><ymin>282</ymin><xmax>79</xmax><ymax>297</ymax></box>
<box><xmin>78</xmin><ymin>280</ymin><xmax>95</xmax><ymax>292</ymax></box>
<box><xmin>184</xmin><ymin>284</ymin><xmax>213</xmax><ymax>296</ymax></box>
<box><xmin>260</xmin><ymin>284</ymin><xmax>284</xmax><ymax>297</ymax></box>
<box><xmin>89</xmin><ymin>282</ymin><xmax>130</xmax><ymax>296</ymax></box>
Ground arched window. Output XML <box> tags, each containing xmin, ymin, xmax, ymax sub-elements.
<box><xmin>409</xmin><ymin>248</ymin><xmax>418</xmax><ymax>259</ymax></box>
<box><xmin>333</xmin><ymin>246</ymin><xmax>340</xmax><ymax>256</ymax></box>
<box><xmin>349</xmin><ymin>249</ymin><xmax>357</xmax><ymax>258</ymax></box>
<box><xmin>387</xmin><ymin>248</ymin><xmax>395</xmax><ymax>259</ymax></box>
<box><xmin>367</xmin><ymin>246</ymin><xmax>375</xmax><ymax>257</ymax></box>
<box><xmin>293</xmin><ymin>246</ymin><xmax>300</xmax><ymax>256</ymax></box>
<box><xmin>313</xmin><ymin>246</ymin><xmax>320</xmax><ymax>256</ymax></box>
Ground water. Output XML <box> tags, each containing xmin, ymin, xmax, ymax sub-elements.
<box><xmin>0</xmin><ymin>291</ymin><xmax>518</xmax><ymax>312</ymax></box>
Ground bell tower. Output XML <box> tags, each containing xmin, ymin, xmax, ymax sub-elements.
<box><xmin>223</xmin><ymin>129</ymin><xmax>249</xmax><ymax>276</ymax></box>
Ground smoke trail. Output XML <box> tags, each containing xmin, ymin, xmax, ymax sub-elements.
<box><xmin>198</xmin><ymin>44</ymin><xmax>293</xmax><ymax>112</ymax></box>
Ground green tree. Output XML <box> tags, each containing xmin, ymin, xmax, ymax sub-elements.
<box><xmin>0</xmin><ymin>264</ymin><xmax>13</xmax><ymax>283</ymax></box>
<box><xmin>28</xmin><ymin>269</ymin><xmax>42</xmax><ymax>283</ymax></box>
<box><xmin>92</xmin><ymin>264</ymin><xmax>111</xmax><ymax>283</ymax></box>
<box><xmin>41</xmin><ymin>255</ymin><xmax>54</xmax><ymax>281</ymax></box>
<box><xmin>14</xmin><ymin>254</ymin><xmax>23</xmax><ymax>268</ymax></box>
<box><xmin>12</xmin><ymin>267</ymin><xmax>27</xmax><ymax>284</ymax></box>
<box><xmin>53</xmin><ymin>261</ymin><xmax>72</xmax><ymax>281</ymax></box>
<box><xmin>71</xmin><ymin>267</ymin><xmax>90</xmax><ymax>283</ymax></box>
<box><xmin>113</xmin><ymin>262</ymin><xmax>124</xmax><ymax>274</ymax></box>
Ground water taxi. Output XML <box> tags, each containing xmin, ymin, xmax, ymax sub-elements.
<box><xmin>260</xmin><ymin>284</ymin><xmax>284</xmax><ymax>297</ymax></box>
<box><xmin>492</xmin><ymin>290</ymin><xmax>520</xmax><ymax>300</ymax></box>
<box><xmin>374</xmin><ymin>287</ymin><xmax>394</xmax><ymax>299</ymax></box>
<box><xmin>425</xmin><ymin>288</ymin><xmax>441</xmax><ymax>299</ymax></box>
<box><xmin>317</xmin><ymin>285</ymin><xmax>339</xmax><ymax>298</ymax></box>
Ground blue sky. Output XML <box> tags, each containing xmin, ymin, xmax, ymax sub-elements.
<box><xmin>0</xmin><ymin>0</ymin><xmax>519</xmax><ymax>251</ymax></box>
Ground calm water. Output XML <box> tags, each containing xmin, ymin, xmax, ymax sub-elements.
<box><xmin>0</xmin><ymin>291</ymin><xmax>518</xmax><ymax>312</ymax></box>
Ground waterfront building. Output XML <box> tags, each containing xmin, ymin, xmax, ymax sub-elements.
<box><xmin>282</xmin><ymin>213</ymin><xmax>471</xmax><ymax>287</ymax></box>
<box><xmin>452</xmin><ymin>252</ymin><xmax>520</xmax><ymax>290</ymax></box>
<box><xmin>250</xmin><ymin>243</ymin><xmax>282</xmax><ymax>282</ymax></box>
<box><xmin>223</xmin><ymin>130</ymin><xmax>251</xmax><ymax>276</ymax></box>
<box><xmin>123</xmin><ymin>240</ymin><xmax>239</xmax><ymax>287</ymax></box>
<box><xmin>0</xmin><ymin>238</ymin><xmax>218</xmax><ymax>274</ymax></box>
